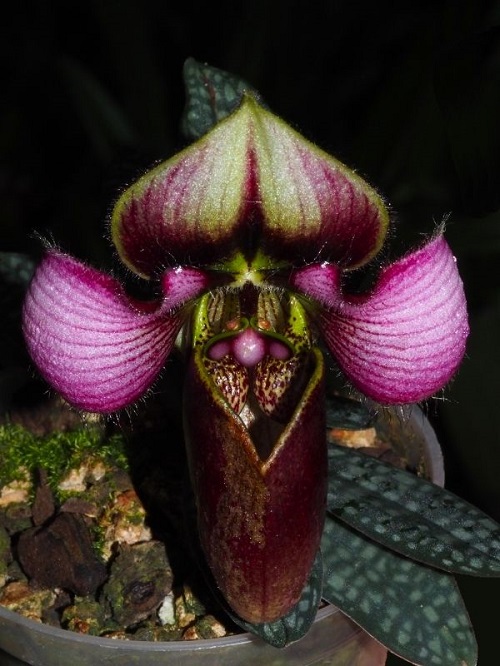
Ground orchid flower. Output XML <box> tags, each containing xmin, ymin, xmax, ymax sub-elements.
<box><xmin>22</xmin><ymin>93</ymin><xmax>468</xmax><ymax>625</ymax></box>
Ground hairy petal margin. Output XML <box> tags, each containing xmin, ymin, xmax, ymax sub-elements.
<box><xmin>293</xmin><ymin>235</ymin><xmax>469</xmax><ymax>404</ymax></box>
<box><xmin>22</xmin><ymin>251</ymin><xmax>197</xmax><ymax>412</ymax></box>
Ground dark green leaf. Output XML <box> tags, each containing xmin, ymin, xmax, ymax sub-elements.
<box><xmin>181</xmin><ymin>58</ymin><xmax>262</xmax><ymax>140</ymax></box>
<box><xmin>0</xmin><ymin>252</ymin><xmax>35</xmax><ymax>287</ymax></box>
<box><xmin>321</xmin><ymin>517</ymin><xmax>477</xmax><ymax>666</ymax></box>
<box><xmin>228</xmin><ymin>549</ymin><xmax>323</xmax><ymax>648</ymax></box>
<box><xmin>326</xmin><ymin>394</ymin><xmax>376</xmax><ymax>430</ymax></box>
<box><xmin>327</xmin><ymin>444</ymin><xmax>500</xmax><ymax>576</ymax></box>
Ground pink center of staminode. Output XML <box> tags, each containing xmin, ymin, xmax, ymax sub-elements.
<box><xmin>207</xmin><ymin>328</ymin><xmax>291</xmax><ymax>367</ymax></box>
<box><xmin>232</xmin><ymin>328</ymin><xmax>266</xmax><ymax>367</ymax></box>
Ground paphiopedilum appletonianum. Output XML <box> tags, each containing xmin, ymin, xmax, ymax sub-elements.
<box><xmin>22</xmin><ymin>94</ymin><xmax>468</xmax><ymax>624</ymax></box>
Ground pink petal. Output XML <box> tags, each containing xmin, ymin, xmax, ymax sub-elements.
<box><xmin>298</xmin><ymin>236</ymin><xmax>469</xmax><ymax>403</ymax></box>
<box><xmin>291</xmin><ymin>261</ymin><xmax>342</xmax><ymax>307</ymax></box>
<box><xmin>161</xmin><ymin>266</ymin><xmax>210</xmax><ymax>305</ymax></box>
<box><xmin>22</xmin><ymin>251</ymin><xmax>192</xmax><ymax>412</ymax></box>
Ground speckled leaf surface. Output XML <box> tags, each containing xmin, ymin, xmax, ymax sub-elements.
<box><xmin>181</xmin><ymin>58</ymin><xmax>261</xmax><ymax>140</ymax></box>
<box><xmin>327</xmin><ymin>444</ymin><xmax>500</xmax><ymax>575</ymax></box>
<box><xmin>228</xmin><ymin>550</ymin><xmax>323</xmax><ymax>648</ymax></box>
<box><xmin>321</xmin><ymin>517</ymin><xmax>477</xmax><ymax>666</ymax></box>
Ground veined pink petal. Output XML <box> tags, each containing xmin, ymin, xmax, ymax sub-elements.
<box><xmin>291</xmin><ymin>261</ymin><xmax>342</xmax><ymax>307</ymax></box>
<box><xmin>22</xmin><ymin>251</ymin><xmax>193</xmax><ymax>412</ymax></box>
<box><xmin>305</xmin><ymin>236</ymin><xmax>469</xmax><ymax>404</ymax></box>
<box><xmin>111</xmin><ymin>96</ymin><xmax>389</xmax><ymax>278</ymax></box>
<box><xmin>161</xmin><ymin>266</ymin><xmax>211</xmax><ymax>305</ymax></box>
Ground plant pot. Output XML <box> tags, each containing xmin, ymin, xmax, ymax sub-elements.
<box><xmin>0</xmin><ymin>604</ymin><xmax>388</xmax><ymax>666</ymax></box>
<box><xmin>0</xmin><ymin>405</ymin><xmax>443</xmax><ymax>666</ymax></box>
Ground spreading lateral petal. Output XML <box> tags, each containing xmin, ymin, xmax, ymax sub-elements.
<box><xmin>296</xmin><ymin>235</ymin><xmax>469</xmax><ymax>403</ymax></box>
<box><xmin>22</xmin><ymin>251</ymin><xmax>190</xmax><ymax>412</ymax></box>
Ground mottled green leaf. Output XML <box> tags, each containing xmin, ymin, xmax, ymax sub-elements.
<box><xmin>181</xmin><ymin>58</ymin><xmax>262</xmax><ymax>140</ymax></box>
<box><xmin>326</xmin><ymin>444</ymin><xmax>500</xmax><ymax>576</ymax></box>
<box><xmin>0</xmin><ymin>252</ymin><xmax>35</xmax><ymax>287</ymax></box>
<box><xmin>326</xmin><ymin>394</ymin><xmax>376</xmax><ymax>430</ymax></box>
<box><xmin>322</xmin><ymin>517</ymin><xmax>477</xmax><ymax>666</ymax></box>
<box><xmin>228</xmin><ymin>549</ymin><xmax>323</xmax><ymax>648</ymax></box>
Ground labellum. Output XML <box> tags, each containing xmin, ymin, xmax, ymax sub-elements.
<box><xmin>184</xmin><ymin>289</ymin><xmax>327</xmax><ymax>623</ymax></box>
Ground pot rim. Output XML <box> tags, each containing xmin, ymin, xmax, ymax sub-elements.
<box><xmin>0</xmin><ymin>603</ymin><xmax>340</xmax><ymax>652</ymax></box>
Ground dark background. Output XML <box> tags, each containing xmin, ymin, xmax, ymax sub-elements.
<box><xmin>1</xmin><ymin>1</ymin><xmax>500</xmax><ymax>664</ymax></box>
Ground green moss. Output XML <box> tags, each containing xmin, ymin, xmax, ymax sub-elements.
<box><xmin>0</xmin><ymin>423</ymin><xmax>129</xmax><ymax>492</ymax></box>
<box><xmin>89</xmin><ymin>522</ymin><xmax>108</xmax><ymax>559</ymax></box>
